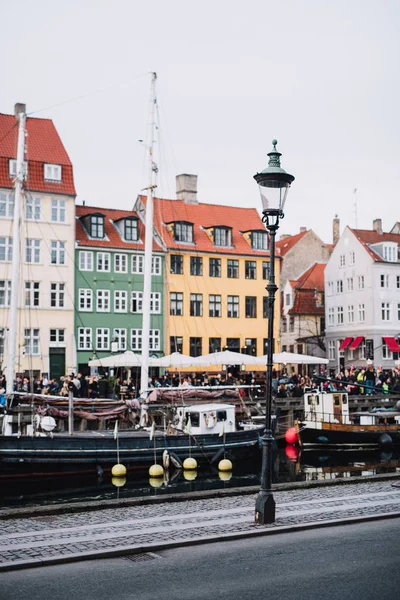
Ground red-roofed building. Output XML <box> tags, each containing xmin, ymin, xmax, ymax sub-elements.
<box><xmin>325</xmin><ymin>219</ymin><xmax>400</xmax><ymax>372</ymax></box>
<box><xmin>0</xmin><ymin>104</ymin><xmax>77</xmax><ymax>381</ymax></box>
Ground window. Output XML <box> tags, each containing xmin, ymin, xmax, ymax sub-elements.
<box><xmin>149</xmin><ymin>329</ymin><xmax>160</xmax><ymax>351</ymax></box>
<box><xmin>262</xmin><ymin>261</ymin><xmax>270</xmax><ymax>280</ymax></box>
<box><xmin>282</xmin><ymin>344</ymin><xmax>287</xmax><ymax>352</ymax></box>
<box><xmin>340</xmin><ymin>254</ymin><xmax>345</xmax><ymax>267</ymax></box>
<box><xmin>26</xmin><ymin>196</ymin><xmax>41</xmax><ymax>220</ymax></box>
<box><xmin>171</xmin><ymin>254</ymin><xmax>183</xmax><ymax>274</ymax></box>
<box><xmin>245</xmin><ymin>261</ymin><xmax>256</xmax><ymax>279</ymax></box>
<box><xmin>349</xmin><ymin>251</ymin><xmax>355</xmax><ymax>266</ymax></box>
<box><xmin>320</xmin><ymin>317</ymin><xmax>325</xmax><ymax>334</ymax></box>
<box><xmin>382</xmin><ymin>341</ymin><xmax>393</xmax><ymax>360</ymax></box>
<box><xmin>97</xmin><ymin>252</ymin><xmax>110</xmax><ymax>272</ymax></box>
<box><xmin>226</xmin><ymin>338</ymin><xmax>240</xmax><ymax>352</ymax></box>
<box><xmin>78</xmin><ymin>327</ymin><xmax>92</xmax><ymax>350</ymax></box>
<box><xmin>244</xmin><ymin>338</ymin><xmax>257</xmax><ymax>355</ymax></box>
<box><xmin>227</xmin><ymin>295</ymin><xmax>239</xmax><ymax>318</ymax></box>
<box><xmin>131</xmin><ymin>291</ymin><xmax>144</xmax><ymax>313</ymax></box>
<box><xmin>263</xmin><ymin>297</ymin><xmax>268</xmax><ymax>319</ymax></box>
<box><xmin>297</xmin><ymin>344</ymin><xmax>303</xmax><ymax>354</ymax></box>
<box><xmin>24</xmin><ymin>282</ymin><xmax>40</xmax><ymax>307</ymax></box>
<box><xmin>170</xmin><ymin>292</ymin><xmax>183</xmax><ymax>316</ymax></box>
<box><xmin>90</xmin><ymin>215</ymin><xmax>104</xmax><ymax>238</ymax></box>
<box><xmin>9</xmin><ymin>160</ymin><xmax>28</xmax><ymax>179</ymax></box>
<box><xmin>175</xmin><ymin>222</ymin><xmax>193</xmax><ymax>243</ymax></box>
<box><xmin>337</xmin><ymin>306</ymin><xmax>344</xmax><ymax>324</ymax></box>
<box><xmin>131</xmin><ymin>329</ymin><xmax>142</xmax><ymax>352</ymax></box>
<box><xmin>209</xmin><ymin>337</ymin><xmax>221</xmax><ymax>353</ymax></box>
<box><xmin>383</xmin><ymin>244</ymin><xmax>397</xmax><ymax>262</ymax></box>
<box><xmin>190</xmin><ymin>294</ymin><xmax>203</xmax><ymax>316</ymax></box>
<box><xmin>152</xmin><ymin>256</ymin><xmax>162</xmax><ymax>275</ymax></box>
<box><xmin>347</xmin><ymin>277</ymin><xmax>354</xmax><ymax>292</ymax></box>
<box><xmin>357</xmin><ymin>275</ymin><xmax>365</xmax><ymax>290</ymax></box>
<box><xmin>150</xmin><ymin>292</ymin><xmax>161</xmax><ymax>314</ymax></box>
<box><xmin>50</xmin><ymin>241</ymin><xmax>65</xmax><ymax>265</ymax></box>
<box><xmin>289</xmin><ymin>316</ymin><xmax>295</xmax><ymax>332</ymax></box>
<box><xmin>0</xmin><ymin>192</ymin><xmax>14</xmax><ymax>217</ymax></box>
<box><xmin>328</xmin><ymin>340</ymin><xmax>335</xmax><ymax>360</ymax></box>
<box><xmin>132</xmin><ymin>255</ymin><xmax>144</xmax><ymax>274</ymax></box>
<box><xmin>50</xmin><ymin>329</ymin><xmax>65</xmax><ymax>343</ymax></box>
<box><xmin>282</xmin><ymin>315</ymin><xmax>287</xmax><ymax>331</ymax></box>
<box><xmin>245</xmin><ymin>296</ymin><xmax>257</xmax><ymax>318</ymax></box>
<box><xmin>189</xmin><ymin>337</ymin><xmax>202</xmax><ymax>357</ymax></box>
<box><xmin>114</xmin><ymin>290</ymin><xmax>128</xmax><ymax>312</ymax></box>
<box><xmin>381</xmin><ymin>302</ymin><xmax>391</xmax><ymax>321</ymax></box>
<box><xmin>114</xmin><ymin>253</ymin><xmax>128</xmax><ymax>273</ymax></box>
<box><xmin>227</xmin><ymin>259</ymin><xmax>239</xmax><ymax>278</ymax></box>
<box><xmin>289</xmin><ymin>345</ymin><xmax>295</xmax><ymax>354</ymax></box>
<box><xmin>209</xmin><ymin>295</ymin><xmax>221</xmax><ymax>317</ymax></box>
<box><xmin>336</xmin><ymin>280</ymin><xmax>343</xmax><ymax>294</ymax></box>
<box><xmin>285</xmin><ymin>293</ymin><xmax>291</xmax><ymax>306</ymax></box>
<box><xmin>251</xmin><ymin>231</ymin><xmax>267</xmax><ymax>250</ymax></box>
<box><xmin>209</xmin><ymin>258</ymin><xmax>221</xmax><ymax>277</ymax></box>
<box><xmin>380</xmin><ymin>274</ymin><xmax>389</xmax><ymax>288</ymax></box>
<box><xmin>125</xmin><ymin>218</ymin><xmax>138</xmax><ymax>241</ymax></box>
<box><xmin>327</xmin><ymin>282</ymin><xmax>333</xmax><ymax>296</ymax></box>
<box><xmin>51</xmin><ymin>283</ymin><xmax>65</xmax><ymax>308</ymax></box>
<box><xmin>51</xmin><ymin>198</ymin><xmax>66</xmax><ymax>222</ymax></box>
<box><xmin>24</xmin><ymin>328</ymin><xmax>40</xmax><ymax>355</ymax></box>
<box><xmin>348</xmin><ymin>305</ymin><xmax>354</xmax><ymax>323</ymax></box>
<box><xmin>398</xmin><ymin>303</ymin><xmax>400</xmax><ymax>321</ymax></box>
<box><xmin>96</xmin><ymin>289</ymin><xmax>110</xmax><ymax>312</ymax></box>
<box><xmin>25</xmin><ymin>239</ymin><xmax>40</xmax><ymax>264</ymax></box>
<box><xmin>397</xmin><ymin>276</ymin><xmax>400</xmax><ymax>289</ymax></box>
<box><xmin>113</xmin><ymin>328</ymin><xmax>127</xmax><ymax>351</ymax></box>
<box><xmin>0</xmin><ymin>281</ymin><xmax>11</xmax><ymax>307</ymax></box>
<box><xmin>328</xmin><ymin>307</ymin><xmax>334</xmax><ymax>326</ymax></box>
<box><xmin>44</xmin><ymin>164</ymin><xmax>62</xmax><ymax>181</ymax></box>
<box><xmin>358</xmin><ymin>303</ymin><xmax>365</xmax><ymax>322</ymax></box>
<box><xmin>170</xmin><ymin>336</ymin><xmax>183</xmax><ymax>354</ymax></box>
<box><xmin>190</xmin><ymin>256</ymin><xmax>203</xmax><ymax>276</ymax></box>
<box><xmin>96</xmin><ymin>328</ymin><xmax>110</xmax><ymax>351</ymax></box>
<box><xmin>0</xmin><ymin>237</ymin><xmax>13</xmax><ymax>261</ymax></box>
<box><xmin>79</xmin><ymin>251</ymin><xmax>93</xmax><ymax>271</ymax></box>
<box><xmin>214</xmin><ymin>227</ymin><xmax>232</xmax><ymax>246</ymax></box>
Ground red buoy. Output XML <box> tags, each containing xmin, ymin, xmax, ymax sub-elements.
<box><xmin>285</xmin><ymin>444</ymin><xmax>299</xmax><ymax>462</ymax></box>
<box><xmin>285</xmin><ymin>427</ymin><xmax>298</xmax><ymax>445</ymax></box>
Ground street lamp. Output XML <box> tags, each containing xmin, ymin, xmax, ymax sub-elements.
<box><xmin>254</xmin><ymin>139</ymin><xmax>295</xmax><ymax>524</ymax></box>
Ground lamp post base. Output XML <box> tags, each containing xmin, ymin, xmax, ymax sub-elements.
<box><xmin>255</xmin><ymin>491</ymin><xmax>276</xmax><ymax>524</ymax></box>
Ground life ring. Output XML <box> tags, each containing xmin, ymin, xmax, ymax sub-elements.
<box><xmin>205</xmin><ymin>411</ymin><xmax>217</xmax><ymax>428</ymax></box>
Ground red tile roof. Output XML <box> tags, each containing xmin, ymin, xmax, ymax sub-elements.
<box><xmin>295</xmin><ymin>262</ymin><xmax>326</xmax><ymax>291</ymax></box>
<box><xmin>289</xmin><ymin>263</ymin><xmax>326</xmax><ymax>316</ymax></box>
<box><xmin>350</xmin><ymin>227</ymin><xmax>400</xmax><ymax>262</ymax></box>
<box><xmin>139</xmin><ymin>195</ymin><xmax>270</xmax><ymax>257</ymax></box>
<box><xmin>275</xmin><ymin>230</ymin><xmax>309</xmax><ymax>256</ymax></box>
<box><xmin>0</xmin><ymin>112</ymin><xmax>75</xmax><ymax>196</ymax></box>
<box><xmin>75</xmin><ymin>205</ymin><xmax>164</xmax><ymax>252</ymax></box>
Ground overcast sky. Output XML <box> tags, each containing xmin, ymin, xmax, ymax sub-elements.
<box><xmin>1</xmin><ymin>0</ymin><xmax>399</xmax><ymax>244</ymax></box>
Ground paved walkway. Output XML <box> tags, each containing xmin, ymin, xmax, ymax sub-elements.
<box><xmin>0</xmin><ymin>479</ymin><xmax>399</xmax><ymax>571</ymax></box>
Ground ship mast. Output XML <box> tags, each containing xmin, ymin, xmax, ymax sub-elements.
<box><xmin>6</xmin><ymin>107</ymin><xmax>26</xmax><ymax>394</ymax></box>
<box><xmin>140</xmin><ymin>72</ymin><xmax>157</xmax><ymax>397</ymax></box>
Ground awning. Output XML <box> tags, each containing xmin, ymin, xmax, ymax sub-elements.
<box><xmin>339</xmin><ymin>337</ymin><xmax>353</xmax><ymax>351</ymax></box>
<box><xmin>383</xmin><ymin>336</ymin><xmax>400</xmax><ymax>352</ymax></box>
<box><xmin>348</xmin><ymin>336</ymin><xmax>364</xmax><ymax>350</ymax></box>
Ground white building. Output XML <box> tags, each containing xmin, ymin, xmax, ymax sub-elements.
<box><xmin>0</xmin><ymin>104</ymin><xmax>77</xmax><ymax>381</ymax></box>
<box><xmin>325</xmin><ymin>219</ymin><xmax>400</xmax><ymax>373</ymax></box>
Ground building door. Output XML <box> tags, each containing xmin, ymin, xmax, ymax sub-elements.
<box><xmin>49</xmin><ymin>347</ymin><xmax>65</xmax><ymax>380</ymax></box>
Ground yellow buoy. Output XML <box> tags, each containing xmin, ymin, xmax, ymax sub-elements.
<box><xmin>112</xmin><ymin>476</ymin><xmax>126</xmax><ymax>487</ymax></box>
<box><xmin>183</xmin><ymin>470</ymin><xmax>197</xmax><ymax>481</ymax></box>
<box><xmin>219</xmin><ymin>471</ymin><xmax>232</xmax><ymax>482</ymax></box>
<box><xmin>183</xmin><ymin>457</ymin><xmax>197</xmax><ymax>470</ymax></box>
<box><xmin>149</xmin><ymin>477</ymin><xmax>164</xmax><ymax>488</ymax></box>
<box><xmin>218</xmin><ymin>458</ymin><xmax>233</xmax><ymax>472</ymax></box>
<box><xmin>149</xmin><ymin>463</ymin><xmax>164</xmax><ymax>478</ymax></box>
<box><xmin>112</xmin><ymin>463</ymin><xmax>127</xmax><ymax>477</ymax></box>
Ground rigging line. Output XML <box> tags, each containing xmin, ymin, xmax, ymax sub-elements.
<box><xmin>0</xmin><ymin>121</ymin><xmax>19</xmax><ymax>146</ymax></box>
<box><xmin>27</xmin><ymin>72</ymin><xmax>150</xmax><ymax>116</ymax></box>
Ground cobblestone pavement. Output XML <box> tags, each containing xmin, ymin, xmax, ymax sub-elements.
<box><xmin>0</xmin><ymin>480</ymin><xmax>399</xmax><ymax>570</ymax></box>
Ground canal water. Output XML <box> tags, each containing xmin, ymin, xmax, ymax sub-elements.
<box><xmin>1</xmin><ymin>447</ymin><xmax>400</xmax><ymax>509</ymax></box>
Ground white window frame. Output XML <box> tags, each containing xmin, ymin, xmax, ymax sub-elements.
<box><xmin>0</xmin><ymin>237</ymin><xmax>13</xmax><ymax>262</ymax></box>
<box><xmin>347</xmin><ymin>278</ymin><xmax>354</xmax><ymax>292</ymax></box>
<box><xmin>44</xmin><ymin>163</ymin><xmax>62</xmax><ymax>182</ymax></box>
<box><xmin>131</xmin><ymin>328</ymin><xmax>142</xmax><ymax>352</ymax></box>
<box><xmin>96</xmin><ymin>289</ymin><xmax>110</xmax><ymax>312</ymax></box>
<box><xmin>150</xmin><ymin>292</ymin><xmax>161</xmax><ymax>314</ymax></box>
<box><xmin>348</xmin><ymin>251</ymin><xmax>355</xmax><ymax>266</ymax></box>
<box><xmin>131</xmin><ymin>291</ymin><xmax>143</xmax><ymax>313</ymax></box>
<box><xmin>337</xmin><ymin>306</ymin><xmax>344</xmax><ymax>324</ymax></box>
<box><xmin>170</xmin><ymin>292</ymin><xmax>183</xmax><ymax>316</ymax></box>
<box><xmin>381</xmin><ymin>302</ymin><xmax>391</xmax><ymax>321</ymax></box>
<box><xmin>114</xmin><ymin>290</ymin><xmax>128</xmax><ymax>312</ymax></box>
<box><xmin>357</xmin><ymin>275</ymin><xmax>365</xmax><ymax>290</ymax></box>
<box><xmin>50</xmin><ymin>329</ymin><xmax>65</xmax><ymax>344</ymax></box>
<box><xmin>26</xmin><ymin>196</ymin><xmax>41</xmax><ymax>220</ymax></box>
<box><xmin>79</xmin><ymin>288</ymin><xmax>93</xmax><ymax>312</ymax></box>
<box><xmin>51</xmin><ymin>240</ymin><xmax>65</xmax><ymax>265</ymax></box>
<box><xmin>96</xmin><ymin>328</ymin><xmax>110</xmax><ymax>351</ymax></box>
<box><xmin>51</xmin><ymin>198</ymin><xmax>66</xmax><ymax>222</ymax></box>
<box><xmin>328</xmin><ymin>340</ymin><xmax>335</xmax><ymax>360</ymax></box>
<box><xmin>149</xmin><ymin>329</ymin><xmax>160</xmax><ymax>351</ymax></box>
<box><xmin>327</xmin><ymin>282</ymin><xmax>333</xmax><ymax>296</ymax></box>
<box><xmin>51</xmin><ymin>282</ymin><xmax>65</xmax><ymax>308</ymax></box>
<box><xmin>339</xmin><ymin>254</ymin><xmax>345</xmax><ymax>267</ymax></box>
<box><xmin>132</xmin><ymin>254</ymin><xmax>144</xmax><ymax>274</ymax></box>
<box><xmin>79</xmin><ymin>251</ymin><xmax>93</xmax><ymax>271</ymax></box>
<box><xmin>96</xmin><ymin>252</ymin><xmax>110</xmax><ymax>272</ymax></box>
<box><xmin>336</xmin><ymin>280</ymin><xmax>343</xmax><ymax>294</ymax></box>
<box><xmin>0</xmin><ymin>192</ymin><xmax>15</xmax><ymax>217</ymax></box>
<box><xmin>0</xmin><ymin>280</ymin><xmax>11</xmax><ymax>307</ymax></box>
<box><xmin>25</xmin><ymin>239</ymin><xmax>40</xmax><ymax>264</ymax></box>
<box><xmin>348</xmin><ymin>305</ymin><xmax>354</xmax><ymax>323</ymax></box>
<box><xmin>152</xmin><ymin>256</ymin><xmax>162</xmax><ymax>275</ymax></box>
<box><xmin>358</xmin><ymin>303</ymin><xmax>365</xmax><ymax>322</ymax></box>
<box><xmin>114</xmin><ymin>253</ymin><xmax>128</xmax><ymax>273</ymax></box>
<box><xmin>78</xmin><ymin>327</ymin><xmax>92</xmax><ymax>350</ymax></box>
<box><xmin>24</xmin><ymin>328</ymin><xmax>40</xmax><ymax>355</ymax></box>
<box><xmin>328</xmin><ymin>307</ymin><xmax>335</xmax><ymax>326</ymax></box>
<box><xmin>380</xmin><ymin>274</ymin><xmax>389</xmax><ymax>288</ymax></box>
<box><xmin>113</xmin><ymin>328</ymin><xmax>127</xmax><ymax>351</ymax></box>
<box><xmin>9</xmin><ymin>159</ymin><xmax>28</xmax><ymax>179</ymax></box>
<box><xmin>24</xmin><ymin>281</ymin><xmax>40</xmax><ymax>307</ymax></box>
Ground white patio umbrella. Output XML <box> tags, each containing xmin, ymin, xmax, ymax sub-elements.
<box><xmin>88</xmin><ymin>351</ymin><xmax>158</xmax><ymax>368</ymax></box>
<box><xmin>191</xmin><ymin>350</ymin><xmax>261</xmax><ymax>367</ymax></box>
<box><xmin>253</xmin><ymin>351</ymin><xmax>329</xmax><ymax>365</ymax></box>
<box><xmin>150</xmin><ymin>352</ymin><xmax>195</xmax><ymax>368</ymax></box>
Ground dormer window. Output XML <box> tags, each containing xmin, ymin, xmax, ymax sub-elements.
<box><xmin>214</xmin><ymin>227</ymin><xmax>232</xmax><ymax>247</ymax></box>
<box><xmin>251</xmin><ymin>231</ymin><xmax>268</xmax><ymax>250</ymax></box>
<box><xmin>90</xmin><ymin>215</ymin><xmax>104</xmax><ymax>239</ymax></box>
<box><xmin>44</xmin><ymin>163</ymin><xmax>62</xmax><ymax>182</ymax></box>
<box><xmin>383</xmin><ymin>243</ymin><xmax>397</xmax><ymax>262</ymax></box>
<box><xmin>125</xmin><ymin>218</ymin><xmax>138</xmax><ymax>241</ymax></box>
<box><xmin>9</xmin><ymin>159</ymin><xmax>28</xmax><ymax>179</ymax></box>
<box><xmin>175</xmin><ymin>221</ymin><xmax>193</xmax><ymax>243</ymax></box>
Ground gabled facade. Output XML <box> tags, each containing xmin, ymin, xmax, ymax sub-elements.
<box><xmin>0</xmin><ymin>104</ymin><xmax>76</xmax><ymax>380</ymax></box>
<box><xmin>75</xmin><ymin>205</ymin><xmax>165</xmax><ymax>374</ymax></box>
<box><xmin>134</xmin><ymin>174</ymin><xmax>280</xmax><ymax>371</ymax></box>
<box><xmin>325</xmin><ymin>219</ymin><xmax>400</xmax><ymax>372</ymax></box>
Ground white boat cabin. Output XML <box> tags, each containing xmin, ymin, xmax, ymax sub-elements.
<box><xmin>304</xmin><ymin>392</ymin><xmax>350</xmax><ymax>425</ymax></box>
<box><xmin>177</xmin><ymin>403</ymin><xmax>236</xmax><ymax>435</ymax></box>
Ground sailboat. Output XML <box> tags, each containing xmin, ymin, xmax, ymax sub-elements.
<box><xmin>0</xmin><ymin>75</ymin><xmax>262</xmax><ymax>476</ymax></box>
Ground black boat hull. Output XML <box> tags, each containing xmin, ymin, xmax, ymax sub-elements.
<box><xmin>298</xmin><ymin>423</ymin><xmax>400</xmax><ymax>449</ymax></box>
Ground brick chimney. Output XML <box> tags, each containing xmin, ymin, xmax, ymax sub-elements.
<box><xmin>279</xmin><ymin>234</ymin><xmax>291</xmax><ymax>241</ymax></box>
<box><xmin>333</xmin><ymin>215</ymin><xmax>340</xmax><ymax>245</ymax></box>
<box><xmin>14</xmin><ymin>103</ymin><xmax>26</xmax><ymax>120</ymax></box>
<box><xmin>299</xmin><ymin>227</ymin><xmax>307</xmax><ymax>233</ymax></box>
<box><xmin>373</xmin><ymin>218</ymin><xmax>382</xmax><ymax>234</ymax></box>
<box><xmin>176</xmin><ymin>174</ymin><xmax>198</xmax><ymax>204</ymax></box>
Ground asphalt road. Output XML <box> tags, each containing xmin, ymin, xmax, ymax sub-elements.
<box><xmin>2</xmin><ymin>518</ymin><xmax>400</xmax><ymax>600</ymax></box>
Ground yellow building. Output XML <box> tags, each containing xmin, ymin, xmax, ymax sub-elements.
<box><xmin>136</xmin><ymin>175</ymin><xmax>281</xmax><ymax>373</ymax></box>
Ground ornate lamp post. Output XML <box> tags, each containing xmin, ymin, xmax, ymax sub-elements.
<box><xmin>254</xmin><ymin>140</ymin><xmax>295</xmax><ymax>524</ymax></box>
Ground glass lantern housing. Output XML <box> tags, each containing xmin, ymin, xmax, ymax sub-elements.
<box><xmin>254</xmin><ymin>140</ymin><xmax>295</xmax><ymax>216</ymax></box>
